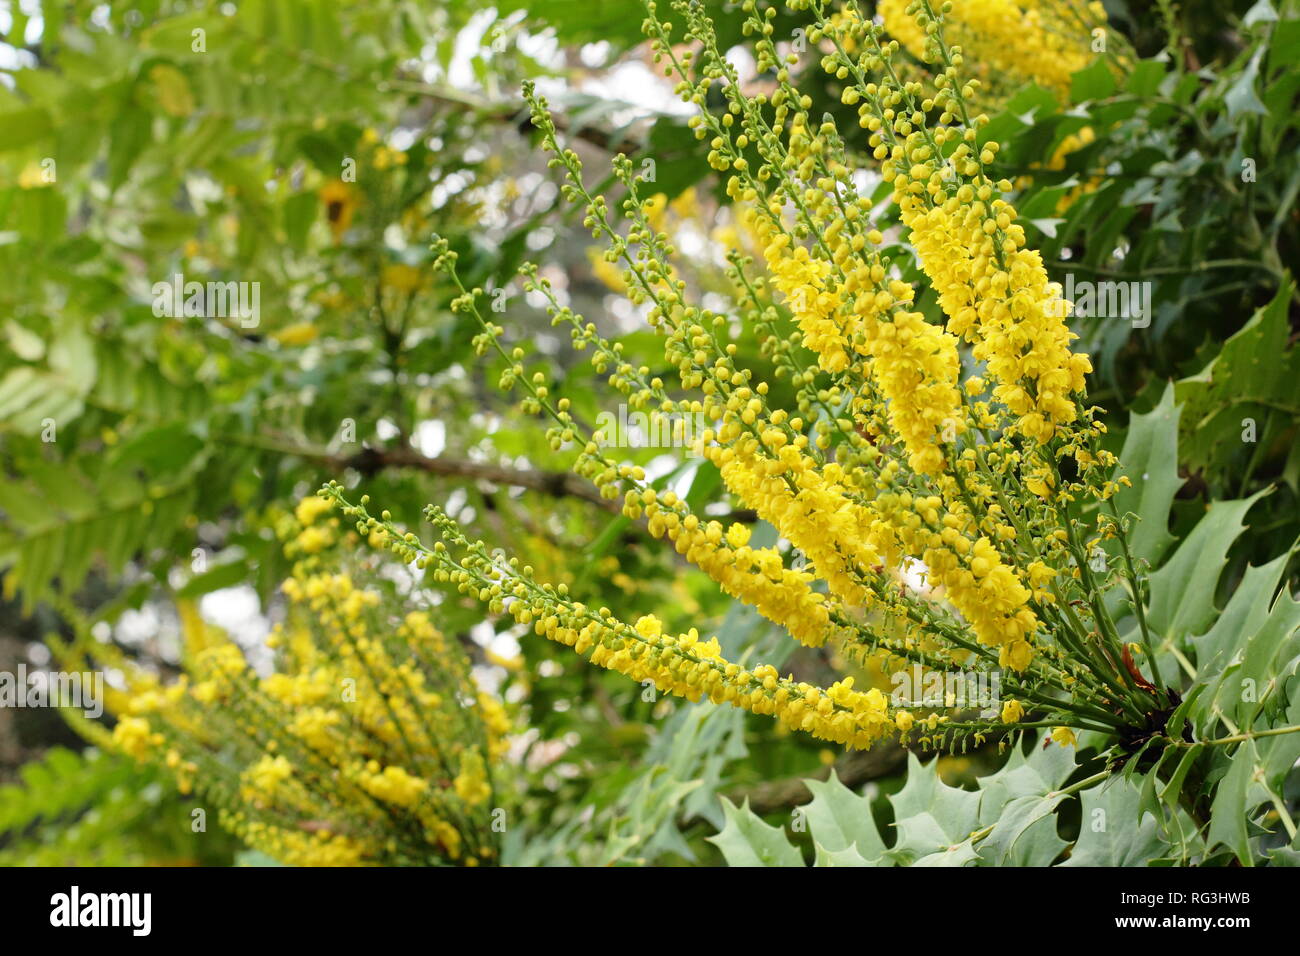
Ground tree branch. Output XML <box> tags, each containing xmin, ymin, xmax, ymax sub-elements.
<box><xmin>327</xmin><ymin>446</ymin><xmax>621</xmax><ymax>512</ymax></box>
<box><xmin>220</xmin><ymin>432</ymin><xmax>759</xmax><ymax>522</ymax></box>
<box><xmin>726</xmin><ymin>741</ymin><xmax>907</xmax><ymax>815</ymax></box>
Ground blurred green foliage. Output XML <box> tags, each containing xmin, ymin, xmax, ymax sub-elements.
<box><xmin>0</xmin><ymin>0</ymin><xmax>1295</xmax><ymax>865</ymax></box>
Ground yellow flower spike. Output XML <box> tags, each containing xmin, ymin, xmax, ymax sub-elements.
<box><xmin>97</xmin><ymin>512</ymin><xmax>509</xmax><ymax>866</ymax></box>
<box><xmin>879</xmin><ymin>0</ymin><xmax>1106</xmax><ymax>101</ymax></box>
<box><xmin>297</xmin><ymin>3</ymin><xmax>1179</xmax><ymax>786</ymax></box>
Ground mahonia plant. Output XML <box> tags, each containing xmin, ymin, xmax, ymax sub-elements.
<box><xmin>322</xmin><ymin>0</ymin><xmax>1276</xmax><ymax>773</ymax></box>
<box><xmin>103</xmin><ymin>496</ymin><xmax>509</xmax><ymax>867</ymax></box>
<box><xmin>876</xmin><ymin>0</ymin><xmax>1124</xmax><ymax>101</ymax></box>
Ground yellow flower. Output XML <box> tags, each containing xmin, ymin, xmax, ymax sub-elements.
<box><xmin>879</xmin><ymin>0</ymin><xmax>1105</xmax><ymax>100</ymax></box>
<box><xmin>633</xmin><ymin>489</ymin><xmax>831</xmax><ymax>647</ymax></box>
<box><xmin>319</xmin><ymin>180</ymin><xmax>356</xmax><ymax>242</ymax></box>
<box><xmin>273</xmin><ymin>322</ymin><xmax>320</xmax><ymax>346</ymax></box>
<box><xmin>1051</xmin><ymin>726</ymin><xmax>1078</xmax><ymax>748</ymax></box>
<box><xmin>18</xmin><ymin>161</ymin><xmax>54</xmax><ymax>189</ymax></box>
<box><xmin>453</xmin><ymin>752</ymin><xmax>491</xmax><ymax>805</ymax></box>
<box><xmin>95</xmin><ymin>521</ymin><xmax>509</xmax><ymax>866</ymax></box>
<box><xmin>1024</xmin><ymin>469</ymin><xmax>1056</xmax><ymax>499</ymax></box>
<box><xmin>295</xmin><ymin>525</ymin><xmax>334</xmax><ymax>554</ymax></box>
<box><xmin>634</xmin><ymin>614</ymin><xmax>664</xmax><ymax>640</ymax></box>
<box><xmin>243</xmin><ymin>754</ymin><xmax>294</xmax><ymax>800</ymax></box>
<box><xmin>290</xmin><ymin>708</ymin><xmax>341</xmax><ymax>750</ymax></box>
<box><xmin>485</xmin><ymin>648</ymin><xmax>522</xmax><ymax>671</ymax></box>
<box><xmin>359</xmin><ymin>765</ymin><xmax>428</xmax><ymax>807</ymax></box>
<box><xmin>1000</xmin><ymin>699</ymin><xmax>1025</xmax><ymax>723</ymax></box>
<box><xmin>295</xmin><ymin>494</ymin><xmax>334</xmax><ymax>527</ymax></box>
<box><xmin>112</xmin><ymin>717</ymin><xmax>159</xmax><ymax>760</ymax></box>
<box><xmin>1000</xmin><ymin>640</ymin><xmax>1036</xmax><ymax>673</ymax></box>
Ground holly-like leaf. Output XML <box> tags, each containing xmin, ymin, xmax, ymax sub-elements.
<box><xmin>979</xmin><ymin>793</ymin><xmax>1067</xmax><ymax>865</ymax></box>
<box><xmin>1175</xmin><ymin>283</ymin><xmax>1299</xmax><ymax>477</ymax></box>
<box><xmin>812</xmin><ymin>842</ymin><xmax>880</xmax><ymax>867</ymax></box>
<box><xmin>800</xmin><ymin>773</ymin><xmax>888</xmax><ymax>862</ymax></box>
<box><xmin>1111</xmin><ymin>384</ymin><xmax>1183</xmax><ymax>567</ymax></box>
<box><xmin>913</xmin><ymin>838</ymin><xmax>982</xmax><ymax>867</ymax></box>
<box><xmin>1206</xmin><ymin>740</ymin><xmax>1257</xmax><ymax>865</ymax></box>
<box><xmin>1198</xmin><ymin>579</ymin><xmax>1300</xmax><ymax>734</ymax></box>
<box><xmin>1190</xmin><ymin>549</ymin><xmax>1292</xmax><ymax>681</ymax></box>
<box><xmin>1225</xmin><ymin>46</ymin><xmax>1269</xmax><ymax>121</ymax></box>
<box><xmin>706</xmin><ymin>798</ymin><xmax>803</xmax><ymax>867</ymax></box>
<box><xmin>1145</xmin><ymin>491</ymin><xmax>1267</xmax><ymax>644</ymax></box>
<box><xmin>1060</xmin><ymin>777</ymin><xmax>1173</xmax><ymax>866</ymax></box>
<box><xmin>886</xmin><ymin>753</ymin><xmax>982</xmax><ymax>864</ymax></box>
<box><xmin>975</xmin><ymin>738</ymin><xmax>1075</xmax><ymax>865</ymax></box>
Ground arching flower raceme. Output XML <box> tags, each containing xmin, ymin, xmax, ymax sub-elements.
<box><xmin>878</xmin><ymin>0</ymin><xmax>1112</xmax><ymax>100</ymax></box>
<box><xmin>103</xmin><ymin>499</ymin><xmax>509</xmax><ymax>867</ymax></box>
<box><xmin>328</xmin><ymin>0</ymin><xmax>1167</xmax><ymax>760</ymax></box>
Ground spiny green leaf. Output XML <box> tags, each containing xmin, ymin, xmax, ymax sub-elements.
<box><xmin>1111</xmin><ymin>384</ymin><xmax>1182</xmax><ymax>567</ymax></box>
<box><xmin>1174</xmin><ymin>282</ymin><xmax>1299</xmax><ymax>476</ymax></box>
<box><xmin>800</xmin><ymin>772</ymin><xmax>887</xmax><ymax>862</ymax></box>
<box><xmin>1206</xmin><ymin>740</ymin><xmax>1257</xmax><ymax>865</ymax></box>
<box><xmin>913</xmin><ymin>838</ymin><xmax>982</xmax><ymax>867</ymax></box>
<box><xmin>1191</xmin><ymin>549</ymin><xmax>1293</xmax><ymax>679</ymax></box>
<box><xmin>979</xmin><ymin>792</ymin><xmax>1067</xmax><ymax>865</ymax></box>
<box><xmin>886</xmin><ymin>752</ymin><xmax>982</xmax><ymax>864</ymax></box>
<box><xmin>706</xmin><ymin>798</ymin><xmax>803</xmax><ymax>867</ymax></box>
<box><xmin>1060</xmin><ymin>777</ymin><xmax>1173</xmax><ymax>866</ymax></box>
<box><xmin>812</xmin><ymin>841</ymin><xmax>880</xmax><ymax>867</ymax></box>
<box><xmin>1146</xmin><ymin>490</ymin><xmax>1267</xmax><ymax>644</ymax></box>
<box><xmin>974</xmin><ymin>737</ymin><xmax>1075</xmax><ymax>865</ymax></box>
